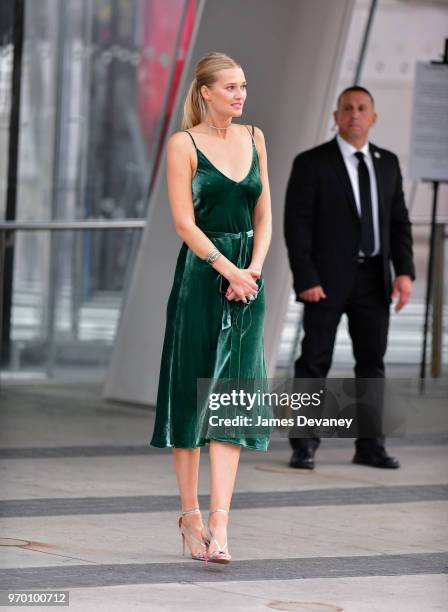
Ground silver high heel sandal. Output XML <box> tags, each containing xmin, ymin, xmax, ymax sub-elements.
<box><xmin>205</xmin><ymin>508</ymin><xmax>231</xmax><ymax>564</ymax></box>
<box><xmin>178</xmin><ymin>507</ymin><xmax>208</xmax><ymax>561</ymax></box>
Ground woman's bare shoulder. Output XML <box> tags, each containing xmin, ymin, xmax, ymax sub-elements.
<box><xmin>167</xmin><ymin>130</ymin><xmax>193</xmax><ymax>150</ymax></box>
<box><xmin>166</xmin><ymin>132</ymin><xmax>197</xmax><ymax>169</ymax></box>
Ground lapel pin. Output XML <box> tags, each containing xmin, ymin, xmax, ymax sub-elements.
<box><xmin>374</xmin><ymin>151</ymin><xmax>381</xmax><ymax>158</ymax></box>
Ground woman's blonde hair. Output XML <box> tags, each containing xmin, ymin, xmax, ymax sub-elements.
<box><xmin>181</xmin><ymin>52</ymin><xmax>241</xmax><ymax>129</ymax></box>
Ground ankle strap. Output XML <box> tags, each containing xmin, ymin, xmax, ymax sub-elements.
<box><xmin>209</xmin><ymin>507</ymin><xmax>228</xmax><ymax>515</ymax></box>
<box><xmin>181</xmin><ymin>507</ymin><xmax>200</xmax><ymax>517</ymax></box>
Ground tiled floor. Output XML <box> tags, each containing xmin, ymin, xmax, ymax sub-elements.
<box><xmin>0</xmin><ymin>382</ymin><xmax>447</xmax><ymax>611</ymax></box>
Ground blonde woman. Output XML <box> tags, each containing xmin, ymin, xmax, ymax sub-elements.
<box><xmin>150</xmin><ymin>52</ymin><xmax>272</xmax><ymax>564</ymax></box>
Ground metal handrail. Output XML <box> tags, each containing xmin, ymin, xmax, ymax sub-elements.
<box><xmin>0</xmin><ymin>217</ymin><xmax>445</xmax><ymax>231</ymax></box>
<box><xmin>0</xmin><ymin>219</ymin><xmax>147</xmax><ymax>230</ymax></box>
<box><xmin>412</xmin><ymin>218</ymin><xmax>448</xmax><ymax>227</ymax></box>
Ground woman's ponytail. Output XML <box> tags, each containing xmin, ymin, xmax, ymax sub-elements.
<box><xmin>181</xmin><ymin>78</ymin><xmax>206</xmax><ymax>129</ymax></box>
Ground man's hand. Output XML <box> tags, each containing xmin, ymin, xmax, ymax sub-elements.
<box><xmin>391</xmin><ymin>275</ymin><xmax>412</xmax><ymax>312</ymax></box>
<box><xmin>298</xmin><ymin>285</ymin><xmax>327</xmax><ymax>302</ymax></box>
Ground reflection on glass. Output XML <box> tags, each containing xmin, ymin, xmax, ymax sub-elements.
<box><xmin>3</xmin><ymin>0</ymin><xmax>196</xmax><ymax>379</ymax></box>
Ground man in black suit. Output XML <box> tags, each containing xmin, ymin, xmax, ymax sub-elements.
<box><xmin>284</xmin><ymin>86</ymin><xmax>415</xmax><ymax>470</ymax></box>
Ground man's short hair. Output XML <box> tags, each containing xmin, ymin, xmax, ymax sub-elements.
<box><xmin>337</xmin><ymin>86</ymin><xmax>375</xmax><ymax>108</ymax></box>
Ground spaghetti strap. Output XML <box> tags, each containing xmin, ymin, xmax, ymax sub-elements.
<box><xmin>245</xmin><ymin>124</ymin><xmax>256</xmax><ymax>145</ymax></box>
<box><xmin>184</xmin><ymin>130</ymin><xmax>198</xmax><ymax>149</ymax></box>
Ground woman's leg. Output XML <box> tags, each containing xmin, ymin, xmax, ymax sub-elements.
<box><xmin>172</xmin><ymin>448</ymin><xmax>204</xmax><ymax>555</ymax></box>
<box><xmin>208</xmin><ymin>441</ymin><xmax>241</xmax><ymax>556</ymax></box>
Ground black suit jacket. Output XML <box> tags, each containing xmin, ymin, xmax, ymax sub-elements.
<box><xmin>284</xmin><ymin>137</ymin><xmax>415</xmax><ymax>308</ymax></box>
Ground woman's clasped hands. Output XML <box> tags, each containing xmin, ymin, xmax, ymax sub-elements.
<box><xmin>224</xmin><ymin>266</ymin><xmax>260</xmax><ymax>303</ymax></box>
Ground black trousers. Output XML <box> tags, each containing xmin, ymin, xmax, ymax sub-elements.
<box><xmin>290</xmin><ymin>256</ymin><xmax>390</xmax><ymax>455</ymax></box>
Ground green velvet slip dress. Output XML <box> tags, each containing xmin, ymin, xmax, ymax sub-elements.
<box><xmin>150</xmin><ymin>125</ymin><xmax>271</xmax><ymax>451</ymax></box>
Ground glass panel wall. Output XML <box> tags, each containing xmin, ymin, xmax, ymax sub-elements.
<box><xmin>2</xmin><ymin>0</ymin><xmax>196</xmax><ymax>380</ymax></box>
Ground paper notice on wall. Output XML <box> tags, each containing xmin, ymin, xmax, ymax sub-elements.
<box><xmin>409</xmin><ymin>62</ymin><xmax>448</xmax><ymax>182</ymax></box>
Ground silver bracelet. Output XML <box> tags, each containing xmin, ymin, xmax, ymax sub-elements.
<box><xmin>205</xmin><ymin>248</ymin><xmax>221</xmax><ymax>265</ymax></box>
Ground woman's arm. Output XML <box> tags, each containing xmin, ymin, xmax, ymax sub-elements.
<box><xmin>166</xmin><ymin>132</ymin><xmax>258</xmax><ymax>301</ymax></box>
<box><xmin>249</xmin><ymin>126</ymin><xmax>272</xmax><ymax>275</ymax></box>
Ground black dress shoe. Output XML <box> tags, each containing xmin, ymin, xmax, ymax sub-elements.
<box><xmin>289</xmin><ymin>448</ymin><xmax>316</xmax><ymax>470</ymax></box>
<box><xmin>353</xmin><ymin>449</ymin><xmax>400</xmax><ymax>469</ymax></box>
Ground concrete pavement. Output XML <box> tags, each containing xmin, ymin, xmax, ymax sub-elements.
<box><xmin>0</xmin><ymin>381</ymin><xmax>447</xmax><ymax>611</ymax></box>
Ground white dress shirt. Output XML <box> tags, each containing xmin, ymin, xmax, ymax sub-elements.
<box><xmin>336</xmin><ymin>133</ymin><xmax>380</xmax><ymax>257</ymax></box>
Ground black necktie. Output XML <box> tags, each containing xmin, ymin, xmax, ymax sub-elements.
<box><xmin>354</xmin><ymin>151</ymin><xmax>374</xmax><ymax>257</ymax></box>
